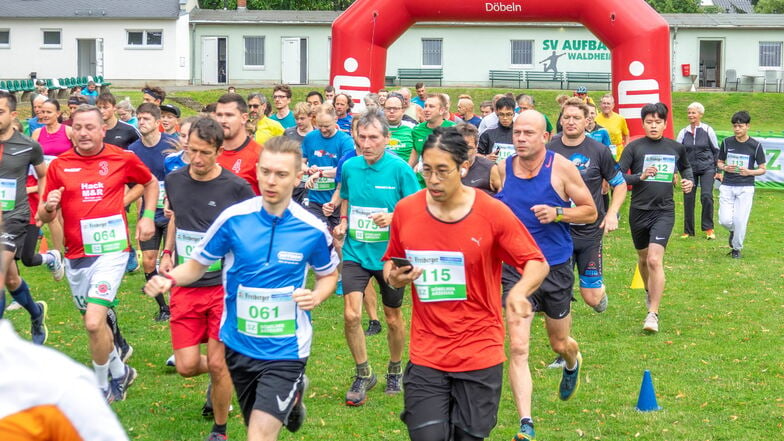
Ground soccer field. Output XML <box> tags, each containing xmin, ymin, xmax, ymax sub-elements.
<box><xmin>5</xmin><ymin>187</ymin><xmax>783</xmax><ymax>441</ymax></box>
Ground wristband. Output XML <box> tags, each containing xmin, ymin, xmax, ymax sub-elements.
<box><xmin>142</xmin><ymin>209</ymin><xmax>155</xmax><ymax>220</ymax></box>
<box><xmin>161</xmin><ymin>249</ymin><xmax>172</xmax><ymax>257</ymax></box>
<box><xmin>162</xmin><ymin>272</ymin><xmax>177</xmax><ymax>287</ymax></box>
<box><xmin>340</xmin><ymin>216</ymin><xmax>348</xmax><ymax>220</ymax></box>
<box><xmin>554</xmin><ymin>206</ymin><xmax>564</xmax><ymax>222</ymax></box>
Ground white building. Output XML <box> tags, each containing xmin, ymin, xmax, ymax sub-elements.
<box><xmin>0</xmin><ymin>0</ymin><xmax>194</xmax><ymax>86</ymax></box>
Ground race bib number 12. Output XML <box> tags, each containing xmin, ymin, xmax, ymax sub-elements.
<box><xmin>642</xmin><ymin>154</ymin><xmax>676</xmax><ymax>183</ymax></box>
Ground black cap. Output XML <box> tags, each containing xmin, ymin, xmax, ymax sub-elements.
<box><xmin>159</xmin><ymin>103</ymin><xmax>180</xmax><ymax>118</ymax></box>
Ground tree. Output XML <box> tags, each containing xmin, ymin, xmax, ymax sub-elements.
<box><xmin>645</xmin><ymin>0</ymin><xmax>701</xmax><ymax>13</ymax></box>
<box><xmin>755</xmin><ymin>0</ymin><xmax>784</xmax><ymax>13</ymax></box>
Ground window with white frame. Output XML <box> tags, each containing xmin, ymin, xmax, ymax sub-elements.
<box><xmin>244</xmin><ymin>36</ymin><xmax>265</xmax><ymax>68</ymax></box>
<box><xmin>126</xmin><ymin>30</ymin><xmax>163</xmax><ymax>48</ymax></box>
<box><xmin>511</xmin><ymin>40</ymin><xmax>534</xmax><ymax>67</ymax></box>
<box><xmin>422</xmin><ymin>39</ymin><xmax>442</xmax><ymax>67</ymax></box>
<box><xmin>759</xmin><ymin>42</ymin><xmax>782</xmax><ymax>68</ymax></box>
<box><xmin>42</xmin><ymin>29</ymin><xmax>61</xmax><ymax>48</ymax></box>
<box><xmin>0</xmin><ymin>30</ymin><xmax>9</xmax><ymax>48</ymax></box>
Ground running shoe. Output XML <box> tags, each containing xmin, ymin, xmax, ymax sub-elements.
<box><xmin>365</xmin><ymin>320</ymin><xmax>382</xmax><ymax>336</ymax></box>
<box><xmin>126</xmin><ymin>248</ymin><xmax>140</xmax><ymax>273</ymax></box>
<box><xmin>166</xmin><ymin>354</ymin><xmax>176</xmax><ymax>367</ymax></box>
<box><xmin>705</xmin><ymin>229</ymin><xmax>716</xmax><ymax>240</ymax></box>
<box><xmin>120</xmin><ymin>344</ymin><xmax>134</xmax><ymax>363</ymax></box>
<box><xmin>202</xmin><ymin>383</ymin><xmax>213</xmax><ymax>418</ymax></box>
<box><xmin>102</xmin><ymin>386</ymin><xmax>116</xmax><ymax>404</ymax></box>
<box><xmin>643</xmin><ymin>312</ymin><xmax>659</xmax><ymax>333</ymax></box>
<box><xmin>513</xmin><ymin>420</ymin><xmax>536</xmax><ymax>441</ymax></box>
<box><xmin>285</xmin><ymin>375</ymin><xmax>309</xmax><ymax>433</ymax></box>
<box><xmin>31</xmin><ymin>301</ymin><xmax>48</xmax><ymax>345</ymax></box>
<box><xmin>593</xmin><ymin>293</ymin><xmax>608</xmax><ymax>313</ymax></box>
<box><xmin>679</xmin><ymin>233</ymin><xmax>690</xmax><ymax>239</ymax></box>
<box><xmin>110</xmin><ymin>365</ymin><xmax>137</xmax><ymax>402</ymax></box>
<box><xmin>547</xmin><ymin>356</ymin><xmax>565</xmax><ymax>369</ymax></box>
<box><xmin>46</xmin><ymin>249</ymin><xmax>64</xmax><ymax>281</ymax></box>
<box><xmin>345</xmin><ymin>373</ymin><xmax>377</xmax><ymax>406</ymax></box>
<box><xmin>5</xmin><ymin>300</ymin><xmax>22</xmax><ymax>311</ymax></box>
<box><xmin>731</xmin><ymin>249</ymin><xmax>742</xmax><ymax>259</ymax></box>
<box><xmin>335</xmin><ymin>280</ymin><xmax>344</xmax><ymax>296</ymax></box>
<box><xmin>385</xmin><ymin>370</ymin><xmax>402</xmax><ymax>395</ymax></box>
<box><xmin>205</xmin><ymin>432</ymin><xmax>227</xmax><ymax>441</ymax></box>
<box><xmin>154</xmin><ymin>308</ymin><xmax>171</xmax><ymax>322</ymax></box>
<box><xmin>558</xmin><ymin>352</ymin><xmax>582</xmax><ymax>401</ymax></box>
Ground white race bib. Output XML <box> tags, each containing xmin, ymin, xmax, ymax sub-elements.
<box><xmin>312</xmin><ymin>166</ymin><xmax>336</xmax><ymax>191</ymax></box>
<box><xmin>175</xmin><ymin>229</ymin><xmax>221</xmax><ymax>271</ymax></box>
<box><xmin>236</xmin><ymin>285</ymin><xmax>297</xmax><ymax>338</ymax></box>
<box><xmin>642</xmin><ymin>154</ymin><xmax>676</xmax><ymax>183</ymax></box>
<box><xmin>406</xmin><ymin>250</ymin><xmax>467</xmax><ymax>302</ymax></box>
<box><xmin>349</xmin><ymin>205</ymin><xmax>389</xmax><ymax>243</ymax></box>
<box><xmin>609</xmin><ymin>144</ymin><xmax>618</xmax><ymax>158</ymax></box>
<box><xmin>726</xmin><ymin>152</ymin><xmax>749</xmax><ymax>169</ymax></box>
<box><xmin>157</xmin><ymin>181</ymin><xmax>166</xmax><ymax>209</ymax></box>
<box><xmin>80</xmin><ymin>214</ymin><xmax>127</xmax><ymax>255</ymax></box>
<box><xmin>0</xmin><ymin>179</ymin><xmax>16</xmax><ymax>211</ymax></box>
<box><xmin>494</xmin><ymin>143</ymin><xmax>515</xmax><ymax>163</ymax></box>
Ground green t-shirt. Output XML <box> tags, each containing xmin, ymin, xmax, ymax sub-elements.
<box><xmin>412</xmin><ymin>120</ymin><xmax>457</xmax><ymax>155</ymax></box>
<box><xmin>339</xmin><ymin>153</ymin><xmax>420</xmax><ymax>270</ymax></box>
<box><xmin>388</xmin><ymin>124</ymin><xmax>415</xmax><ymax>162</ymax></box>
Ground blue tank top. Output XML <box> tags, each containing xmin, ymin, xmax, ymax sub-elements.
<box><xmin>497</xmin><ymin>150</ymin><xmax>572</xmax><ymax>265</ymax></box>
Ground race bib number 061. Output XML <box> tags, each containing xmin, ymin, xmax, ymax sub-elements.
<box><xmin>406</xmin><ymin>250</ymin><xmax>467</xmax><ymax>302</ymax></box>
<box><xmin>236</xmin><ymin>285</ymin><xmax>296</xmax><ymax>338</ymax></box>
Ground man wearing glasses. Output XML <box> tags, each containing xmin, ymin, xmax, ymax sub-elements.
<box><xmin>247</xmin><ymin>93</ymin><xmax>284</xmax><ymax>145</ymax></box>
<box><xmin>269</xmin><ymin>84</ymin><xmax>296</xmax><ymax>129</ymax></box>
<box><xmin>477</xmin><ymin>97</ymin><xmax>516</xmax><ymax>164</ymax></box>
<box><xmin>382</xmin><ymin>93</ymin><xmax>415</xmax><ymax>163</ymax></box>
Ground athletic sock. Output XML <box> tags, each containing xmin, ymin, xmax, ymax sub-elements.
<box><xmin>93</xmin><ymin>360</ymin><xmax>110</xmax><ymax>389</ymax></box>
<box><xmin>565</xmin><ymin>359</ymin><xmax>578</xmax><ymax>372</ymax></box>
<box><xmin>10</xmin><ymin>280</ymin><xmax>41</xmax><ymax>318</ymax></box>
<box><xmin>108</xmin><ymin>348</ymin><xmax>126</xmax><ymax>379</ymax></box>
<box><xmin>211</xmin><ymin>423</ymin><xmax>227</xmax><ymax>435</ymax></box>
<box><xmin>356</xmin><ymin>361</ymin><xmax>371</xmax><ymax>377</ymax></box>
<box><xmin>145</xmin><ymin>270</ymin><xmax>169</xmax><ymax>309</ymax></box>
<box><xmin>520</xmin><ymin>417</ymin><xmax>534</xmax><ymax>427</ymax></box>
<box><xmin>40</xmin><ymin>252</ymin><xmax>54</xmax><ymax>265</ymax></box>
<box><xmin>144</xmin><ymin>270</ymin><xmax>158</xmax><ymax>282</ymax></box>
<box><xmin>388</xmin><ymin>360</ymin><xmax>402</xmax><ymax>374</ymax></box>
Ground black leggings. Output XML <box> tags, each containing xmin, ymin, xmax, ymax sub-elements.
<box><xmin>409</xmin><ymin>422</ymin><xmax>484</xmax><ymax>441</ymax></box>
<box><xmin>20</xmin><ymin>224</ymin><xmax>43</xmax><ymax>267</ymax></box>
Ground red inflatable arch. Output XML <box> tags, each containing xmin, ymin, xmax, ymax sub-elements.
<box><xmin>330</xmin><ymin>0</ymin><xmax>672</xmax><ymax>138</ymax></box>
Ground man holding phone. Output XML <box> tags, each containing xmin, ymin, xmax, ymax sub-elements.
<box><xmin>477</xmin><ymin>97</ymin><xmax>516</xmax><ymax>164</ymax></box>
<box><xmin>383</xmin><ymin>127</ymin><xmax>548</xmax><ymax>441</ymax></box>
<box><xmin>333</xmin><ymin>112</ymin><xmax>420</xmax><ymax>405</ymax></box>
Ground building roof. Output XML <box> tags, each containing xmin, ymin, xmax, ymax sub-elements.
<box><xmin>190</xmin><ymin>9</ymin><xmax>784</xmax><ymax>29</ymax></box>
<box><xmin>0</xmin><ymin>0</ymin><xmax>181</xmax><ymax>19</ymax></box>
<box><xmin>703</xmin><ymin>0</ymin><xmax>755</xmax><ymax>14</ymax></box>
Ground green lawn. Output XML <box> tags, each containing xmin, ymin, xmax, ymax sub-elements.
<box><xmin>5</xmin><ymin>188</ymin><xmax>783</xmax><ymax>440</ymax></box>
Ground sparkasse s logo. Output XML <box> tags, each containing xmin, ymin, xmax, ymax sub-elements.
<box><xmin>485</xmin><ymin>1</ymin><xmax>522</xmax><ymax>12</ymax></box>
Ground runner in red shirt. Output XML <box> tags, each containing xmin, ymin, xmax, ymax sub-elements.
<box><xmin>383</xmin><ymin>127</ymin><xmax>548</xmax><ymax>441</ymax></box>
<box><xmin>215</xmin><ymin>93</ymin><xmax>262</xmax><ymax>195</ymax></box>
<box><xmin>39</xmin><ymin>105</ymin><xmax>158</xmax><ymax>404</ymax></box>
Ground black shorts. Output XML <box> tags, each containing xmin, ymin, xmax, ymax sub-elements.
<box><xmin>292</xmin><ymin>183</ymin><xmax>307</xmax><ymax>205</ymax></box>
<box><xmin>1</xmin><ymin>218</ymin><xmax>29</xmax><ymax>259</ymax></box>
<box><xmin>629</xmin><ymin>208</ymin><xmax>674</xmax><ymax>250</ymax></box>
<box><xmin>224</xmin><ymin>347</ymin><xmax>307</xmax><ymax>426</ymax></box>
<box><xmin>502</xmin><ymin>261</ymin><xmax>574</xmax><ymax>320</ymax></box>
<box><xmin>305</xmin><ymin>201</ymin><xmax>340</xmax><ymax>232</ymax></box>
<box><xmin>341</xmin><ymin>260</ymin><xmax>404</xmax><ymax>308</ymax></box>
<box><xmin>401</xmin><ymin>361</ymin><xmax>503</xmax><ymax>439</ymax></box>
<box><xmin>572</xmin><ymin>236</ymin><xmax>603</xmax><ymax>289</ymax></box>
<box><xmin>139</xmin><ymin>221</ymin><xmax>168</xmax><ymax>252</ymax></box>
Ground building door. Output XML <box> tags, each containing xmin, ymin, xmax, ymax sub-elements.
<box><xmin>95</xmin><ymin>38</ymin><xmax>104</xmax><ymax>77</ymax></box>
<box><xmin>77</xmin><ymin>39</ymin><xmax>97</xmax><ymax>77</ymax></box>
<box><xmin>202</xmin><ymin>37</ymin><xmax>228</xmax><ymax>85</ymax></box>
<box><xmin>699</xmin><ymin>40</ymin><xmax>722</xmax><ymax>88</ymax></box>
<box><xmin>281</xmin><ymin>37</ymin><xmax>307</xmax><ymax>84</ymax></box>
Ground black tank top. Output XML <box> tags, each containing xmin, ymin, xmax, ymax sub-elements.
<box><xmin>462</xmin><ymin>156</ymin><xmax>495</xmax><ymax>194</ymax></box>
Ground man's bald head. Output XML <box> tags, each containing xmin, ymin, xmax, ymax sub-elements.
<box><xmin>516</xmin><ymin>109</ymin><xmax>547</xmax><ymax>132</ymax></box>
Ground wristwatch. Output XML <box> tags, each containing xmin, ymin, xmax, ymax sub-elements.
<box><xmin>554</xmin><ymin>206</ymin><xmax>564</xmax><ymax>222</ymax></box>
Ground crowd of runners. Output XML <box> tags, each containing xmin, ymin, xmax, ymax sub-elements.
<box><xmin>0</xmin><ymin>80</ymin><xmax>768</xmax><ymax>441</ymax></box>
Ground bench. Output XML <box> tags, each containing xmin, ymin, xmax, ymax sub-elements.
<box><xmin>397</xmin><ymin>68</ymin><xmax>443</xmax><ymax>86</ymax></box>
<box><xmin>489</xmin><ymin>70</ymin><xmax>525</xmax><ymax>88</ymax></box>
<box><xmin>525</xmin><ymin>71</ymin><xmax>564</xmax><ymax>89</ymax></box>
<box><xmin>385</xmin><ymin>75</ymin><xmax>397</xmax><ymax>86</ymax></box>
<box><xmin>566</xmin><ymin>72</ymin><xmax>611</xmax><ymax>89</ymax></box>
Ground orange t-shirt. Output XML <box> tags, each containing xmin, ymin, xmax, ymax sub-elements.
<box><xmin>383</xmin><ymin>190</ymin><xmax>545</xmax><ymax>372</ymax></box>
<box><xmin>217</xmin><ymin>137</ymin><xmax>262</xmax><ymax>195</ymax></box>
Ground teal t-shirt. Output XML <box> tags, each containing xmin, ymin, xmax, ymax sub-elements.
<box><xmin>270</xmin><ymin>111</ymin><xmax>296</xmax><ymax>129</ymax></box>
<box><xmin>340</xmin><ymin>152</ymin><xmax>420</xmax><ymax>270</ymax></box>
<box><xmin>388</xmin><ymin>124</ymin><xmax>415</xmax><ymax>162</ymax></box>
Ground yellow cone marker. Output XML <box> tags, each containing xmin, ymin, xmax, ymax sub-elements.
<box><xmin>630</xmin><ymin>264</ymin><xmax>645</xmax><ymax>289</ymax></box>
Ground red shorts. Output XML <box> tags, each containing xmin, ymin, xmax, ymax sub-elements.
<box><xmin>170</xmin><ymin>285</ymin><xmax>225</xmax><ymax>350</ymax></box>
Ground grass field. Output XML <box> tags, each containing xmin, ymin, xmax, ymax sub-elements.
<box><xmin>5</xmin><ymin>89</ymin><xmax>784</xmax><ymax>440</ymax></box>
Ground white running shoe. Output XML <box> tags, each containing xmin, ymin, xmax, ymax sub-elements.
<box><xmin>643</xmin><ymin>312</ymin><xmax>659</xmax><ymax>333</ymax></box>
